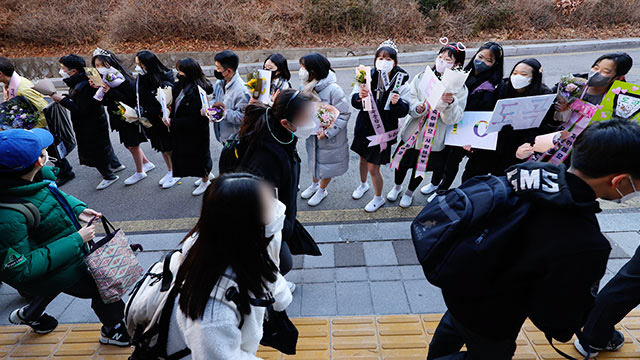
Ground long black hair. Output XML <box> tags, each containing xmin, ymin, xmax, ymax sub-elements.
<box><xmin>176</xmin><ymin>57</ymin><xmax>212</xmax><ymax>93</ymax></box>
<box><xmin>136</xmin><ymin>50</ymin><xmax>170</xmax><ymax>88</ymax></box>
<box><xmin>464</xmin><ymin>41</ymin><xmax>504</xmax><ymax>86</ymax></box>
<box><xmin>300</xmin><ymin>52</ymin><xmax>332</xmax><ymax>81</ymax></box>
<box><xmin>91</xmin><ymin>49</ymin><xmax>134</xmax><ymax>81</ymax></box>
<box><xmin>503</xmin><ymin>58</ymin><xmax>549</xmax><ymax>98</ymax></box>
<box><xmin>239</xmin><ymin>89</ymin><xmax>311</xmax><ymax>146</ymax></box>
<box><xmin>176</xmin><ymin>173</ymin><xmax>279</xmax><ymax>321</ymax></box>
<box><xmin>265</xmin><ymin>53</ymin><xmax>291</xmax><ymax>81</ymax></box>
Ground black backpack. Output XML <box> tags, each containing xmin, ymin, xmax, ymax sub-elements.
<box><xmin>0</xmin><ymin>198</ymin><xmax>40</xmax><ymax>229</ymax></box>
<box><xmin>218</xmin><ymin>133</ymin><xmax>250</xmax><ymax>175</ymax></box>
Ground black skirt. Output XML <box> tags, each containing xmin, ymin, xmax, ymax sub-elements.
<box><xmin>144</xmin><ymin>117</ymin><xmax>172</xmax><ymax>153</ymax></box>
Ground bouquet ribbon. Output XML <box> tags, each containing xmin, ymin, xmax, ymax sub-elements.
<box><xmin>390</xmin><ymin>104</ymin><xmax>440</xmax><ymax>179</ymax></box>
<box><xmin>366</xmin><ymin>93</ymin><xmax>399</xmax><ymax>152</ymax></box>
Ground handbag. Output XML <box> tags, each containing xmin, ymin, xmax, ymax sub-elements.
<box><xmin>260</xmin><ymin>306</ymin><xmax>298</xmax><ymax>355</ymax></box>
<box><xmin>287</xmin><ymin>220</ymin><xmax>321</xmax><ymax>256</ymax></box>
<box><xmin>85</xmin><ymin>217</ymin><xmax>144</xmax><ymax>304</ymax></box>
<box><xmin>44</xmin><ymin>102</ymin><xmax>76</xmax><ymax>159</ymax></box>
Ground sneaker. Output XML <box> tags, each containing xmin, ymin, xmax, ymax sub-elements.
<box><xmin>124</xmin><ymin>172</ymin><xmax>147</xmax><ymax>185</ymax></box>
<box><xmin>111</xmin><ymin>164</ymin><xmax>126</xmax><ymax>173</ymax></box>
<box><xmin>352</xmin><ymin>183</ymin><xmax>370</xmax><ymax>200</ymax></box>
<box><xmin>9</xmin><ymin>307</ymin><xmax>58</xmax><ymax>334</ymax></box>
<box><xmin>427</xmin><ymin>191</ymin><xmax>439</xmax><ymax>203</ymax></box>
<box><xmin>287</xmin><ymin>281</ymin><xmax>297</xmax><ymax>294</ymax></box>
<box><xmin>100</xmin><ymin>322</ymin><xmax>131</xmax><ymax>347</ymax></box>
<box><xmin>399</xmin><ymin>193</ymin><xmax>413</xmax><ymax>208</ymax></box>
<box><xmin>194</xmin><ymin>173</ymin><xmax>215</xmax><ymax>186</ymax></box>
<box><xmin>159</xmin><ymin>172</ymin><xmax>172</xmax><ymax>185</ymax></box>
<box><xmin>387</xmin><ymin>186</ymin><xmax>403</xmax><ymax>202</ymax></box>
<box><xmin>301</xmin><ymin>183</ymin><xmax>320</xmax><ymax>199</ymax></box>
<box><xmin>574</xmin><ymin>330</ymin><xmax>625</xmax><ymax>358</ymax></box>
<box><xmin>192</xmin><ymin>180</ymin><xmax>211</xmax><ymax>196</ymax></box>
<box><xmin>56</xmin><ymin>172</ymin><xmax>76</xmax><ymax>187</ymax></box>
<box><xmin>142</xmin><ymin>162</ymin><xmax>156</xmax><ymax>173</ymax></box>
<box><xmin>364</xmin><ymin>197</ymin><xmax>385</xmax><ymax>213</ymax></box>
<box><xmin>420</xmin><ymin>183</ymin><xmax>438</xmax><ymax>195</ymax></box>
<box><xmin>162</xmin><ymin>177</ymin><xmax>181</xmax><ymax>189</ymax></box>
<box><xmin>96</xmin><ymin>176</ymin><xmax>119</xmax><ymax>190</ymax></box>
<box><xmin>308</xmin><ymin>189</ymin><xmax>328</xmax><ymax>206</ymax></box>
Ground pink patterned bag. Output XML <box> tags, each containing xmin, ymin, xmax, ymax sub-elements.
<box><xmin>85</xmin><ymin>218</ymin><xmax>144</xmax><ymax>304</ymax></box>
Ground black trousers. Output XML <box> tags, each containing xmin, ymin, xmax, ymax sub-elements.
<box><xmin>22</xmin><ymin>270</ymin><xmax>124</xmax><ymax>328</ymax></box>
<box><xmin>96</xmin><ymin>150</ymin><xmax>124</xmax><ymax>180</ymax></box>
<box><xmin>51</xmin><ymin>158</ymin><xmax>74</xmax><ymax>178</ymax></box>
<box><xmin>582</xmin><ymin>245</ymin><xmax>640</xmax><ymax>348</ymax></box>
<box><xmin>279</xmin><ymin>240</ymin><xmax>293</xmax><ymax>276</ymax></box>
<box><xmin>427</xmin><ymin>311</ymin><xmax>518</xmax><ymax>360</ymax></box>
<box><xmin>394</xmin><ymin>147</ymin><xmax>462</xmax><ymax>193</ymax></box>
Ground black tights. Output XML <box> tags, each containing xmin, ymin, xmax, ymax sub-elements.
<box><xmin>394</xmin><ymin>165</ymin><xmax>424</xmax><ymax>192</ymax></box>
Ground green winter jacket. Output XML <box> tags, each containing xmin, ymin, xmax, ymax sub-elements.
<box><xmin>0</xmin><ymin>167</ymin><xmax>89</xmax><ymax>296</ymax></box>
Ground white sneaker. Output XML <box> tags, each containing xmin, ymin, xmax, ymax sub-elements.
<box><xmin>194</xmin><ymin>173</ymin><xmax>215</xmax><ymax>186</ymax></box>
<box><xmin>301</xmin><ymin>183</ymin><xmax>320</xmax><ymax>199</ymax></box>
<box><xmin>192</xmin><ymin>180</ymin><xmax>211</xmax><ymax>196</ymax></box>
<box><xmin>111</xmin><ymin>164</ymin><xmax>126</xmax><ymax>173</ymax></box>
<box><xmin>159</xmin><ymin>172</ymin><xmax>172</xmax><ymax>185</ymax></box>
<box><xmin>352</xmin><ymin>183</ymin><xmax>370</xmax><ymax>200</ymax></box>
<box><xmin>427</xmin><ymin>192</ymin><xmax>439</xmax><ymax>203</ymax></box>
<box><xmin>162</xmin><ymin>177</ymin><xmax>181</xmax><ymax>189</ymax></box>
<box><xmin>420</xmin><ymin>183</ymin><xmax>438</xmax><ymax>195</ymax></box>
<box><xmin>287</xmin><ymin>281</ymin><xmax>297</xmax><ymax>294</ymax></box>
<box><xmin>387</xmin><ymin>186</ymin><xmax>403</xmax><ymax>201</ymax></box>
<box><xmin>96</xmin><ymin>176</ymin><xmax>119</xmax><ymax>190</ymax></box>
<box><xmin>124</xmin><ymin>172</ymin><xmax>147</xmax><ymax>185</ymax></box>
<box><xmin>142</xmin><ymin>162</ymin><xmax>156</xmax><ymax>173</ymax></box>
<box><xmin>308</xmin><ymin>189</ymin><xmax>328</xmax><ymax>207</ymax></box>
<box><xmin>399</xmin><ymin>193</ymin><xmax>413</xmax><ymax>208</ymax></box>
<box><xmin>364</xmin><ymin>197</ymin><xmax>385</xmax><ymax>213</ymax></box>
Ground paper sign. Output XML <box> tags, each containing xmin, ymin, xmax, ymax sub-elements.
<box><xmin>85</xmin><ymin>68</ymin><xmax>103</xmax><ymax>87</ymax></box>
<box><xmin>197</xmin><ymin>85</ymin><xmax>210</xmax><ymax>117</ymax></box>
<box><xmin>487</xmin><ymin>94</ymin><xmax>556</xmax><ymax>133</ymax></box>
<box><xmin>441</xmin><ymin>68</ymin><xmax>469</xmax><ymax>92</ymax></box>
<box><xmin>591</xmin><ymin>80</ymin><xmax>640</xmax><ymax>123</ymax></box>
<box><xmin>532</xmin><ymin>131</ymin><xmax>569</xmax><ymax>153</ymax></box>
<box><xmin>444</xmin><ymin>111</ymin><xmax>498</xmax><ymax>151</ymax></box>
<box><xmin>418</xmin><ymin>66</ymin><xmax>446</xmax><ymax>110</ymax></box>
<box><xmin>257</xmin><ymin>69</ymin><xmax>272</xmax><ymax>104</ymax></box>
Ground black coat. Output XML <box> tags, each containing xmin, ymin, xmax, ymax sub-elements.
<box><xmin>137</xmin><ymin>71</ymin><xmax>175</xmax><ymax>152</ymax></box>
<box><xmin>464</xmin><ymin>72</ymin><xmax>499</xmax><ymax>112</ymax></box>
<box><xmin>102</xmin><ymin>77</ymin><xmax>148</xmax><ymax>147</ymax></box>
<box><xmin>59</xmin><ymin>73</ymin><xmax>115</xmax><ymax>168</ymax></box>
<box><xmin>170</xmin><ymin>82</ymin><xmax>213</xmax><ymax>178</ymax></box>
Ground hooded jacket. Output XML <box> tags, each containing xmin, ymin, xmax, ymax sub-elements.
<box><xmin>443</xmin><ymin>162</ymin><xmax>611</xmax><ymax>341</ymax></box>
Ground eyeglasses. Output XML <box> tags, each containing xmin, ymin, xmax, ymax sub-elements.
<box><xmin>439</xmin><ymin>37</ymin><xmax>466</xmax><ymax>52</ymax></box>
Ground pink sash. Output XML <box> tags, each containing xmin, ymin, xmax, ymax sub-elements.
<box><xmin>3</xmin><ymin>73</ymin><xmax>21</xmax><ymax>100</ymax></box>
<box><xmin>365</xmin><ymin>94</ymin><xmax>399</xmax><ymax>152</ymax></box>
<box><xmin>390</xmin><ymin>105</ymin><xmax>440</xmax><ymax>179</ymax></box>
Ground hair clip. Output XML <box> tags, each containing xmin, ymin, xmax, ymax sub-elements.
<box><xmin>440</xmin><ymin>37</ymin><xmax>466</xmax><ymax>52</ymax></box>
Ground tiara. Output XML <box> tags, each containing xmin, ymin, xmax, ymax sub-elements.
<box><xmin>92</xmin><ymin>48</ymin><xmax>111</xmax><ymax>57</ymax></box>
<box><xmin>377</xmin><ymin>39</ymin><xmax>398</xmax><ymax>53</ymax></box>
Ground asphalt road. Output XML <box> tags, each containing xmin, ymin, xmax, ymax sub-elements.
<box><xmin>58</xmin><ymin>47</ymin><xmax>640</xmax><ymax>228</ymax></box>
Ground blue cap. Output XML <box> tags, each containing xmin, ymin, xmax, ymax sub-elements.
<box><xmin>0</xmin><ymin>128</ymin><xmax>54</xmax><ymax>173</ymax></box>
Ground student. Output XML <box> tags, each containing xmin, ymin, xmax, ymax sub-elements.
<box><xmin>166</xmin><ymin>173</ymin><xmax>292</xmax><ymax>359</ymax></box>
<box><xmin>427</xmin><ymin>120</ymin><xmax>640</xmax><ymax>359</ymax></box>
<box><xmin>263</xmin><ymin>53</ymin><xmax>292</xmax><ymax>96</ymax></box>
<box><xmin>299</xmin><ymin>53</ymin><xmax>351</xmax><ymax>207</ymax></box>
<box><xmin>238</xmin><ymin>89</ymin><xmax>316</xmax><ymax>291</ymax></box>
<box><xmin>0</xmin><ymin>129</ymin><xmax>130</xmax><ymax>346</ymax></box>
<box><xmin>91</xmin><ymin>48</ymin><xmax>154</xmax><ymax>186</ymax></box>
<box><xmin>430</xmin><ymin>41</ymin><xmax>504</xmax><ymax>195</ymax></box>
<box><xmin>212</xmin><ymin>50</ymin><xmax>250</xmax><ymax>144</ymax></box>
<box><xmin>391</xmin><ymin>42</ymin><xmax>467</xmax><ymax>207</ymax></box>
<box><xmin>134</xmin><ymin>50</ymin><xmax>179</xmax><ymax>189</ymax></box>
<box><xmin>169</xmin><ymin>58</ymin><xmax>214</xmax><ymax>196</ymax></box>
<box><xmin>351</xmin><ymin>40</ymin><xmax>410</xmax><ymax>212</ymax></box>
<box><xmin>51</xmin><ymin>55</ymin><xmax>124</xmax><ymax>190</ymax></box>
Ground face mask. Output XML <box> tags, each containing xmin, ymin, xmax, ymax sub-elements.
<box><xmin>588</xmin><ymin>70</ymin><xmax>612</xmax><ymax>87</ymax></box>
<box><xmin>435</xmin><ymin>57</ymin><xmax>454</xmax><ymax>74</ymax></box>
<box><xmin>298</xmin><ymin>68</ymin><xmax>309</xmax><ymax>83</ymax></box>
<box><xmin>375</xmin><ymin>59</ymin><xmax>394</xmax><ymax>73</ymax></box>
<box><xmin>96</xmin><ymin>67</ymin><xmax>108</xmax><ymax>76</ymax></box>
<box><xmin>612</xmin><ymin>176</ymin><xmax>640</xmax><ymax>204</ymax></box>
<box><xmin>135</xmin><ymin>65</ymin><xmax>146</xmax><ymax>75</ymax></box>
<box><xmin>214</xmin><ymin>70</ymin><xmax>225</xmax><ymax>80</ymax></box>
<box><xmin>59</xmin><ymin>69</ymin><xmax>70</xmax><ymax>79</ymax></box>
<box><xmin>293</xmin><ymin>118</ymin><xmax>316</xmax><ymax>140</ymax></box>
<box><xmin>265</xmin><ymin>200</ymin><xmax>287</xmax><ymax>238</ymax></box>
<box><xmin>474</xmin><ymin>59</ymin><xmax>491</xmax><ymax>74</ymax></box>
<box><xmin>510</xmin><ymin>74</ymin><xmax>532</xmax><ymax>90</ymax></box>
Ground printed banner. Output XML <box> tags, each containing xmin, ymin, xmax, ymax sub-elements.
<box><xmin>444</xmin><ymin>111</ymin><xmax>498</xmax><ymax>151</ymax></box>
<box><xmin>418</xmin><ymin>66</ymin><xmax>445</xmax><ymax>110</ymax></box>
<box><xmin>384</xmin><ymin>72</ymin><xmax>407</xmax><ymax>111</ymax></box>
<box><xmin>366</xmin><ymin>94</ymin><xmax>397</xmax><ymax>151</ymax></box>
<box><xmin>487</xmin><ymin>94</ymin><xmax>556</xmax><ymax>133</ymax></box>
<box><xmin>415</xmin><ymin>108</ymin><xmax>440</xmax><ymax>178</ymax></box>
<box><xmin>257</xmin><ymin>69</ymin><xmax>272</xmax><ymax>104</ymax></box>
<box><xmin>591</xmin><ymin>80</ymin><xmax>640</xmax><ymax>123</ymax></box>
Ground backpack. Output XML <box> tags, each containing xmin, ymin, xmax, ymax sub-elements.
<box><xmin>218</xmin><ymin>133</ymin><xmax>249</xmax><ymax>175</ymax></box>
<box><xmin>0</xmin><ymin>198</ymin><xmax>41</xmax><ymax>229</ymax></box>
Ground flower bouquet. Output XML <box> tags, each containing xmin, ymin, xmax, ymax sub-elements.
<box><xmin>315</xmin><ymin>103</ymin><xmax>339</xmax><ymax>130</ymax></box>
<box><xmin>115</xmin><ymin>102</ymin><xmax>138</xmax><ymax>124</ymax></box>
<box><xmin>207</xmin><ymin>105</ymin><xmax>225</xmax><ymax>123</ymax></box>
<box><xmin>94</xmin><ymin>70</ymin><xmax>125</xmax><ymax>101</ymax></box>
<box><xmin>557</xmin><ymin>74</ymin><xmax>588</xmax><ymax>104</ymax></box>
<box><xmin>246</xmin><ymin>70</ymin><xmax>263</xmax><ymax>100</ymax></box>
<box><xmin>352</xmin><ymin>65</ymin><xmax>367</xmax><ymax>88</ymax></box>
<box><xmin>441</xmin><ymin>66</ymin><xmax>470</xmax><ymax>92</ymax></box>
<box><xmin>0</xmin><ymin>96</ymin><xmax>40</xmax><ymax>130</ymax></box>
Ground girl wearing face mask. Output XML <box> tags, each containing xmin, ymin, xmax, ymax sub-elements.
<box><xmin>263</xmin><ymin>53</ymin><xmax>292</xmax><ymax>100</ymax></box>
<box><xmin>134</xmin><ymin>50</ymin><xmax>179</xmax><ymax>188</ymax></box>
<box><xmin>91</xmin><ymin>49</ymin><xmax>154</xmax><ymax>187</ymax></box>
<box><xmin>390</xmin><ymin>42</ymin><xmax>468</xmax><ymax>207</ymax></box>
<box><xmin>166</xmin><ymin>173</ymin><xmax>293</xmax><ymax>359</ymax></box>
<box><xmin>350</xmin><ymin>41</ymin><xmax>411</xmax><ymax>212</ymax></box>
<box><xmin>169</xmin><ymin>58</ymin><xmax>214</xmax><ymax>196</ymax></box>
<box><xmin>238</xmin><ymin>89</ymin><xmax>319</xmax><ymax>291</ymax></box>
<box><xmin>298</xmin><ymin>53</ymin><xmax>351</xmax><ymax>207</ymax></box>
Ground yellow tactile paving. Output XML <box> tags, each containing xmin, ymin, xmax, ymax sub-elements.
<box><xmin>4</xmin><ymin>312</ymin><xmax>640</xmax><ymax>358</ymax></box>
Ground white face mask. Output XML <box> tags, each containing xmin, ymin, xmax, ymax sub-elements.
<box><xmin>612</xmin><ymin>176</ymin><xmax>640</xmax><ymax>204</ymax></box>
<box><xmin>135</xmin><ymin>65</ymin><xmax>146</xmax><ymax>75</ymax></box>
<box><xmin>298</xmin><ymin>68</ymin><xmax>309</xmax><ymax>83</ymax></box>
<box><xmin>375</xmin><ymin>59</ymin><xmax>394</xmax><ymax>73</ymax></box>
<box><xmin>59</xmin><ymin>69</ymin><xmax>70</xmax><ymax>79</ymax></box>
<box><xmin>96</xmin><ymin>67</ymin><xmax>108</xmax><ymax>76</ymax></box>
<box><xmin>435</xmin><ymin>57</ymin><xmax>454</xmax><ymax>74</ymax></box>
<box><xmin>265</xmin><ymin>200</ymin><xmax>287</xmax><ymax>238</ymax></box>
<box><xmin>510</xmin><ymin>74</ymin><xmax>532</xmax><ymax>90</ymax></box>
<box><xmin>293</xmin><ymin>118</ymin><xmax>317</xmax><ymax>140</ymax></box>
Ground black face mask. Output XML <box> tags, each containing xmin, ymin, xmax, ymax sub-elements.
<box><xmin>214</xmin><ymin>70</ymin><xmax>225</xmax><ymax>80</ymax></box>
<box><xmin>588</xmin><ymin>71</ymin><xmax>613</xmax><ymax>87</ymax></box>
<box><xmin>271</xmin><ymin>70</ymin><xmax>279</xmax><ymax>79</ymax></box>
<box><xmin>474</xmin><ymin>59</ymin><xmax>491</xmax><ymax>74</ymax></box>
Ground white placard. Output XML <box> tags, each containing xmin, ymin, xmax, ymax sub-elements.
<box><xmin>487</xmin><ymin>94</ymin><xmax>556</xmax><ymax>133</ymax></box>
<box><xmin>441</xmin><ymin>68</ymin><xmax>469</xmax><ymax>92</ymax></box>
<box><xmin>444</xmin><ymin>111</ymin><xmax>498</xmax><ymax>151</ymax></box>
<box><xmin>418</xmin><ymin>66</ymin><xmax>446</xmax><ymax>110</ymax></box>
<box><xmin>197</xmin><ymin>85</ymin><xmax>210</xmax><ymax>117</ymax></box>
<box><xmin>257</xmin><ymin>69</ymin><xmax>272</xmax><ymax>104</ymax></box>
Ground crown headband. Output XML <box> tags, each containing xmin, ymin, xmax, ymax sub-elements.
<box><xmin>377</xmin><ymin>39</ymin><xmax>398</xmax><ymax>53</ymax></box>
<box><xmin>439</xmin><ymin>37</ymin><xmax>466</xmax><ymax>52</ymax></box>
<box><xmin>93</xmin><ymin>48</ymin><xmax>111</xmax><ymax>58</ymax></box>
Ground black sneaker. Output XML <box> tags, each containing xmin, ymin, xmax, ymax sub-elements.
<box><xmin>100</xmin><ymin>322</ymin><xmax>131</xmax><ymax>347</ymax></box>
<box><xmin>574</xmin><ymin>329</ymin><xmax>625</xmax><ymax>357</ymax></box>
<box><xmin>9</xmin><ymin>307</ymin><xmax>58</xmax><ymax>334</ymax></box>
<box><xmin>56</xmin><ymin>172</ymin><xmax>76</xmax><ymax>187</ymax></box>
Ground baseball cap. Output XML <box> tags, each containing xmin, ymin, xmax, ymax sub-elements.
<box><xmin>0</xmin><ymin>128</ymin><xmax>54</xmax><ymax>173</ymax></box>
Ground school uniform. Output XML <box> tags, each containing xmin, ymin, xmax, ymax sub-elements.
<box><xmin>102</xmin><ymin>77</ymin><xmax>148</xmax><ymax>148</ymax></box>
<box><xmin>137</xmin><ymin>71</ymin><xmax>175</xmax><ymax>152</ymax></box>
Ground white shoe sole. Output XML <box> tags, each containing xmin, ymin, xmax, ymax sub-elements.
<box><xmin>352</xmin><ymin>186</ymin><xmax>370</xmax><ymax>200</ymax></box>
<box><xmin>96</xmin><ymin>177</ymin><xmax>119</xmax><ymax>190</ymax></box>
<box><xmin>124</xmin><ymin>173</ymin><xmax>147</xmax><ymax>186</ymax></box>
<box><xmin>365</xmin><ymin>200</ymin><xmax>385</xmax><ymax>213</ymax></box>
<box><xmin>308</xmin><ymin>192</ymin><xmax>328</xmax><ymax>207</ymax></box>
<box><xmin>194</xmin><ymin>174</ymin><xmax>215</xmax><ymax>187</ymax></box>
<box><xmin>162</xmin><ymin>178</ymin><xmax>181</xmax><ymax>189</ymax></box>
<box><xmin>387</xmin><ymin>190</ymin><xmax>402</xmax><ymax>202</ymax></box>
<box><xmin>99</xmin><ymin>334</ymin><xmax>130</xmax><ymax>347</ymax></box>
